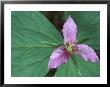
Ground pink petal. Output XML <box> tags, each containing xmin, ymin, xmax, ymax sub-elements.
<box><xmin>75</xmin><ymin>44</ymin><xmax>99</xmax><ymax>62</ymax></box>
<box><xmin>48</xmin><ymin>46</ymin><xmax>69</xmax><ymax>69</ymax></box>
<box><xmin>62</xmin><ymin>16</ymin><xmax>77</xmax><ymax>44</ymax></box>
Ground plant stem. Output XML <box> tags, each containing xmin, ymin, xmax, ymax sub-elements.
<box><xmin>72</xmin><ymin>56</ymin><xmax>82</xmax><ymax>76</ymax></box>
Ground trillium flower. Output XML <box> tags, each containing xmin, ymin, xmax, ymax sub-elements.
<box><xmin>48</xmin><ymin>16</ymin><xmax>99</xmax><ymax>70</ymax></box>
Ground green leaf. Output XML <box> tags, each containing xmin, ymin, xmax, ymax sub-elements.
<box><xmin>55</xmin><ymin>57</ymin><xmax>79</xmax><ymax>77</ymax></box>
<box><xmin>11</xmin><ymin>11</ymin><xmax>63</xmax><ymax>76</ymax></box>
<box><xmin>55</xmin><ymin>11</ymin><xmax>100</xmax><ymax>77</ymax></box>
<box><xmin>64</xmin><ymin>11</ymin><xmax>100</xmax><ymax>50</ymax></box>
<box><xmin>55</xmin><ymin>55</ymin><xmax>100</xmax><ymax>77</ymax></box>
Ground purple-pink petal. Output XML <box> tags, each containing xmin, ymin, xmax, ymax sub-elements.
<box><xmin>48</xmin><ymin>46</ymin><xmax>69</xmax><ymax>69</ymax></box>
<box><xmin>75</xmin><ymin>44</ymin><xmax>99</xmax><ymax>62</ymax></box>
<box><xmin>62</xmin><ymin>16</ymin><xmax>77</xmax><ymax>44</ymax></box>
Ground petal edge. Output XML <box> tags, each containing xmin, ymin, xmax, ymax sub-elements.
<box><xmin>62</xmin><ymin>16</ymin><xmax>77</xmax><ymax>44</ymax></box>
<box><xmin>75</xmin><ymin>44</ymin><xmax>99</xmax><ymax>62</ymax></box>
<box><xmin>48</xmin><ymin>46</ymin><xmax>69</xmax><ymax>69</ymax></box>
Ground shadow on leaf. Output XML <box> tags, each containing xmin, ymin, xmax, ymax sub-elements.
<box><xmin>45</xmin><ymin>68</ymin><xmax>57</xmax><ymax>77</ymax></box>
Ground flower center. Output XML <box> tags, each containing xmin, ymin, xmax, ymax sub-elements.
<box><xmin>65</xmin><ymin>43</ymin><xmax>74</xmax><ymax>55</ymax></box>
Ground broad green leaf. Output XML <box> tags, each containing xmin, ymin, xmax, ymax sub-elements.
<box><xmin>64</xmin><ymin>11</ymin><xmax>100</xmax><ymax>50</ymax></box>
<box><xmin>55</xmin><ymin>55</ymin><xmax>100</xmax><ymax>77</ymax></box>
<box><xmin>11</xmin><ymin>11</ymin><xmax>63</xmax><ymax>76</ymax></box>
<box><xmin>55</xmin><ymin>57</ymin><xmax>79</xmax><ymax>77</ymax></box>
<box><xmin>55</xmin><ymin>11</ymin><xmax>100</xmax><ymax>77</ymax></box>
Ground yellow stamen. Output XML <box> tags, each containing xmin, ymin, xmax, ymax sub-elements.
<box><xmin>65</xmin><ymin>43</ymin><xmax>74</xmax><ymax>54</ymax></box>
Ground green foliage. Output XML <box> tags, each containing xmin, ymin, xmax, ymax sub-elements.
<box><xmin>11</xmin><ymin>11</ymin><xmax>63</xmax><ymax>76</ymax></box>
<box><xmin>55</xmin><ymin>11</ymin><xmax>100</xmax><ymax>77</ymax></box>
<box><xmin>11</xmin><ymin>11</ymin><xmax>100</xmax><ymax>77</ymax></box>
<box><xmin>55</xmin><ymin>55</ymin><xmax>100</xmax><ymax>77</ymax></box>
<box><xmin>65</xmin><ymin>11</ymin><xmax>100</xmax><ymax>50</ymax></box>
